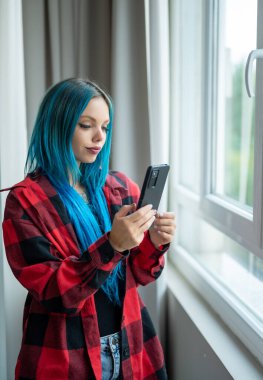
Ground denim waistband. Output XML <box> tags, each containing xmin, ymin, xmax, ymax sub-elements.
<box><xmin>100</xmin><ymin>331</ymin><xmax>121</xmax><ymax>347</ymax></box>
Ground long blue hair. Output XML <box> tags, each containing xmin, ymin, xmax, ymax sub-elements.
<box><xmin>25</xmin><ymin>78</ymin><xmax>124</xmax><ymax>305</ymax></box>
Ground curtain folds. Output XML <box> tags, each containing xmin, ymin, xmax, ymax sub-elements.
<box><xmin>22</xmin><ymin>0</ymin><xmax>112</xmax><ymax>138</ymax></box>
<box><xmin>143</xmin><ymin>0</ymin><xmax>170</xmax><ymax>342</ymax></box>
<box><xmin>0</xmin><ymin>1</ymin><xmax>28</xmax><ymax>378</ymax></box>
<box><xmin>110</xmin><ymin>0</ymin><xmax>151</xmax><ymax>184</ymax></box>
<box><xmin>145</xmin><ymin>0</ymin><xmax>170</xmax><ymax>167</ymax></box>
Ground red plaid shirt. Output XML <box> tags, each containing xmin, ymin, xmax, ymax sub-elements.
<box><xmin>2</xmin><ymin>171</ymin><xmax>168</xmax><ymax>379</ymax></box>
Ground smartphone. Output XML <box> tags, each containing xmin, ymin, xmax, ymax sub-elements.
<box><xmin>137</xmin><ymin>164</ymin><xmax>170</xmax><ymax>210</ymax></box>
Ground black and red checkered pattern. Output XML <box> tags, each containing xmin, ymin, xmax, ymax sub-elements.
<box><xmin>2</xmin><ymin>171</ymin><xmax>168</xmax><ymax>379</ymax></box>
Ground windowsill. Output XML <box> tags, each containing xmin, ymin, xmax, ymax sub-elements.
<box><xmin>194</xmin><ymin>251</ymin><xmax>263</xmax><ymax>320</ymax></box>
<box><xmin>167</xmin><ymin>247</ymin><xmax>263</xmax><ymax>379</ymax></box>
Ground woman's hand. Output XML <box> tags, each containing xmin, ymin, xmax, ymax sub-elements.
<box><xmin>109</xmin><ymin>204</ymin><xmax>156</xmax><ymax>252</ymax></box>
<box><xmin>149</xmin><ymin>212</ymin><xmax>176</xmax><ymax>249</ymax></box>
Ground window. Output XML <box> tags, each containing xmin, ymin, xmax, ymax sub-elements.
<box><xmin>169</xmin><ymin>0</ymin><xmax>263</xmax><ymax>364</ymax></box>
<box><xmin>213</xmin><ymin>0</ymin><xmax>256</xmax><ymax>209</ymax></box>
<box><xmin>202</xmin><ymin>0</ymin><xmax>263</xmax><ymax>256</ymax></box>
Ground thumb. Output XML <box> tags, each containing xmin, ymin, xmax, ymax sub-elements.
<box><xmin>117</xmin><ymin>203</ymin><xmax>136</xmax><ymax>217</ymax></box>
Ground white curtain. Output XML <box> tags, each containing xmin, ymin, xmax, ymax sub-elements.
<box><xmin>144</xmin><ymin>0</ymin><xmax>170</xmax><ymax>339</ymax></box>
<box><xmin>145</xmin><ymin>0</ymin><xmax>170</xmax><ymax>167</ymax></box>
<box><xmin>0</xmin><ymin>0</ymin><xmax>28</xmax><ymax>378</ymax></box>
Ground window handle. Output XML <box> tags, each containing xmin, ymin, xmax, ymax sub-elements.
<box><xmin>245</xmin><ymin>49</ymin><xmax>263</xmax><ymax>97</ymax></box>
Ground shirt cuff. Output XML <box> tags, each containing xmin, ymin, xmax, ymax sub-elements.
<box><xmin>80</xmin><ymin>232</ymin><xmax>130</xmax><ymax>267</ymax></box>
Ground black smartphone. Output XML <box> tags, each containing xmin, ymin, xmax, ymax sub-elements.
<box><xmin>137</xmin><ymin>164</ymin><xmax>170</xmax><ymax>210</ymax></box>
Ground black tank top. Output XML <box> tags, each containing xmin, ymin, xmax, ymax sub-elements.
<box><xmin>94</xmin><ymin>288</ymin><xmax>123</xmax><ymax>337</ymax></box>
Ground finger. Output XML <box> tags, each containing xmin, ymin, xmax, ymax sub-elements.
<box><xmin>153</xmin><ymin>225</ymin><xmax>175</xmax><ymax>235</ymax></box>
<box><xmin>140</xmin><ymin>215</ymin><xmax>156</xmax><ymax>232</ymax></box>
<box><xmin>153</xmin><ymin>219</ymin><xmax>176</xmax><ymax>228</ymax></box>
<box><xmin>155</xmin><ymin>231</ymin><xmax>174</xmax><ymax>243</ymax></box>
<box><xmin>157</xmin><ymin>212</ymin><xmax>175</xmax><ymax>219</ymax></box>
<box><xmin>128</xmin><ymin>204</ymin><xmax>154</xmax><ymax>222</ymax></box>
<box><xmin>117</xmin><ymin>204</ymin><xmax>136</xmax><ymax>217</ymax></box>
<box><xmin>137</xmin><ymin>209</ymin><xmax>157</xmax><ymax>228</ymax></box>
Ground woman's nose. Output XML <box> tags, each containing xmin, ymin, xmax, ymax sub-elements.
<box><xmin>93</xmin><ymin>127</ymin><xmax>104</xmax><ymax>141</ymax></box>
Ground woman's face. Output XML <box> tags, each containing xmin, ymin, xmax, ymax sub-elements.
<box><xmin>72</xmin><ymin>96</ymin><xmax>110</xmax><ymax>165</ymax></box>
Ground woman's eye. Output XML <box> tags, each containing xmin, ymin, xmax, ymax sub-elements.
<box><xmin>79</xmin><ymin>123</ymin><xmax>91</xmax><ymax>129</ymax></box>
<box><xmin>102</xmin><ymin>126</ymin><xmax>110</xmax><ymax>133</ymax></box>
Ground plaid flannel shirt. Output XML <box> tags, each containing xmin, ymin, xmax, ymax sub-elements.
<box><xmin>2</xmin><ymin>171</ymin><xmax>168</xmax><ymax>380</ymax></box>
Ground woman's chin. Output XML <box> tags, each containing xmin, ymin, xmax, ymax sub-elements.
<box><xmin>80</xmin><ymin>157</ymin><xmax>97</xmax><ymax>164</ymax></box>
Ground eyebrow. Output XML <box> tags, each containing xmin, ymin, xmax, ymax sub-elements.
<box><xmin>79</xmin><ymin>115</ymin><xmax>110</xmax><ymax>123</ymax></box>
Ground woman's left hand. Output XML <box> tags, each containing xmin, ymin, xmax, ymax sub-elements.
<box><xmin>148</xmin><ymin>212</ymin><xmax>176</xmax><ymax>249</ymax></box>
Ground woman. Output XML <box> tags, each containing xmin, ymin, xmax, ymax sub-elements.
<box><xmin>2</xmin><ymin>78</ymin><xmax>175</xmax><ymax>379</ymax></box>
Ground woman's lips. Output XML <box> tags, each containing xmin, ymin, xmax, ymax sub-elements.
<box><xmin>86</xmin><ymin>147</ymin><xmax>101</xmax><ymax>154</ymax></box>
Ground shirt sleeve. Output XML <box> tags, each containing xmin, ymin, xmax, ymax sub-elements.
<box><xmin>2</xmin><ymin>192</ymin><xmax>128</xmax><ymax>314</ymax></box>
<box><xmin>128</xmin><ymin>231</ymin><xmax>169</xmax><ymax>286</ymax></box>
<box><xmin>118</xmin><ymin>172</ymin><xmax>169</xmax><ymax>286</ymax></box>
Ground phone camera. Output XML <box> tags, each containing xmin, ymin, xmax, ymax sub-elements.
<box><xmin>149</xmin><ymin>169</ymin><xmax>159</xmax><ymax>187</ymax></box>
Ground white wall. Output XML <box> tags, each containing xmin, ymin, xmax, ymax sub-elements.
<box><xmin>165</xmin><ymin>266</ymin><xmax>263</xmax><ymax>380</ymax></box>
<box><xmin>166</xmin><ymin>290</ymin><xmax>234</xmax><ymax>380</ymax></box>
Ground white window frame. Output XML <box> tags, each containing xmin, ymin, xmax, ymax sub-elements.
<box><xmin>200</xmin><ymin>0</ymin><xmax>263</xmax><ymax>259</ymax></box>
<box><xmin>169</xmin><ymin>0</ymin><xmax>263</xmax><ymax>366</ymax></box>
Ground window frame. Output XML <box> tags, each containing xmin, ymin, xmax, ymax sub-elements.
<box><xmin>169</xmin><ymin>0</ymin><xmax>263</xmax><ymax>366</ymax></box>
<box><xmin>200</xmin><ymin>0</ymin><xmax>263</xmax><ymax>259</ymax></box>
<box><xmin>168</xmin><ymin>246</ymin><xmax>263</xmax><ymax>366</ymax></box>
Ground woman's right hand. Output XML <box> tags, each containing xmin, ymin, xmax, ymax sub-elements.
<box><xmin>108</xmin><ymin>204</ymin><xmax>156</xmax><ymax>252</ymax></box>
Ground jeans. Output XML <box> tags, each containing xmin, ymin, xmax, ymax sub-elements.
<box><xmin>100</xmin><ymin>331</ymin><xmax>121</xmax><ymax>380</ymax></box>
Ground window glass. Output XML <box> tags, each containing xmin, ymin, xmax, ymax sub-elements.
<box><xmin>213</xmin><ymin>0</ymin><xmax>257</xmax><ymax>209</ymax></box>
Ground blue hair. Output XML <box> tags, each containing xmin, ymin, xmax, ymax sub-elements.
<box><xmin>25</xmin><ymin>78</ymin><xmax>124</xmax><ymax>305</ymax></box>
